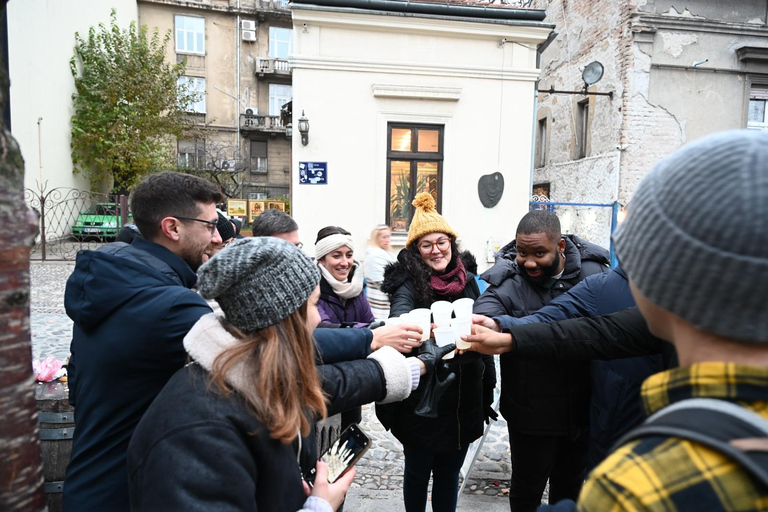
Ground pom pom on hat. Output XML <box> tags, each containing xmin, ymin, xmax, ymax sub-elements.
<box><xmin>406</xmin><ymin>192</ymin><xmax>458</xmax><ymax>248</ymax></box>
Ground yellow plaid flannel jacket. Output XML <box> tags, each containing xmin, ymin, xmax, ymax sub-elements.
<box><xmin>578</xmin><ymin>362</ymin><xmax>768</xmax><ymax>511</ymax></box>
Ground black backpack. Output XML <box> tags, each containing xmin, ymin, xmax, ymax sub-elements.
<box><xmin>614</xmin><ymin>398</ymin><xmax>768</xmax><ymax>488</ymax></box>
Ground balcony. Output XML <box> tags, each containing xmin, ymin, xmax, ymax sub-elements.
<box><xmin>256</xmin><ymin>0</ymin><xmax>290</xmax><ymax>19</ymax></box>
<box><xmin>256</xmin><ymin>57</ymin><xmax>291</xmax><ymax>79</ymax></box>
<box><xmin>240</xmin><ymin>114</ymin><xmax>286</xmax><ymax>134</ymax></box>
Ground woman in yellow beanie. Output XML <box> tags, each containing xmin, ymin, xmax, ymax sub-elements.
<box><xmin>378</xmin><ymin>192</ymin><xmax>496</xmax><ymax>512</ymax></box>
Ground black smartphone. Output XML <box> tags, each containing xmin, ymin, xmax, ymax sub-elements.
<box><xmin>305</xmin><ymin>423</ymin><xmax>371</xmax><ymax>485</ymax></box>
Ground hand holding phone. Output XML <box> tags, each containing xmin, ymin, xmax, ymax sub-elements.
<box><xmin>305</xmin><ymin>423</ymin><xmax>371</xmax><ymax>485</ymax></box>
<box><xmin>309</xmin><ymin>461</ymin><xmax>356</xmax><ymax>510</ymax></box>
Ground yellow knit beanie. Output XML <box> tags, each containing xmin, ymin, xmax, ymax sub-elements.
<box><xmin>406</xmin><ymin>192</ymin><xmax>458</xmax><ymax>248</ymax></box>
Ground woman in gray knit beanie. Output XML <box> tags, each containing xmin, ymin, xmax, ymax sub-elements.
<box><xmin>128</xmin><ymin>237</ymin><xmax>446</xmax><ymax>512</ymax></box>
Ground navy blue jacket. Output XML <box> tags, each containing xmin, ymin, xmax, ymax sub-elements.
<box><xmin>475</xmin><ymin>234</ymin><xmax>609</xmax><ymax>436</ymax></box>
<box><xmin>64</xmin><ymin>238</ymin><xmax>212</xmax><ymax>512</ymax></box>
<box><xmin>495</xmin><ymin>267</ymin><xmax>664</xmax><ymax>469</ymax></box>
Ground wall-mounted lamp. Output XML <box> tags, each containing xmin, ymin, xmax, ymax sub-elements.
<box><xmin>298</xmin><ymin>110</ymin><xmax>310</xmax><ymax>146</ymax></box>
<box><xmin>286</xmin><ymin>123</ymin><xmax>293</xmax><ymax>140</ymax></box>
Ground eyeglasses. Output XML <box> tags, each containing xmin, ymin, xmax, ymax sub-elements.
<box><xmin>296</xmin><ymin>241</ymin><xmax>304</xmax><ymax>250</ymax></box>
<box><xmin>174</xmin><ymin>216</ymin><xmax>218</xmax><ymax>235</ymax></box>
<box><xmin>418</xmin><ymin>237</ymin><xmax>451</xmax><ymax>253</ymax></box>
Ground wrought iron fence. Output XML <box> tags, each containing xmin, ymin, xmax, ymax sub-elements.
<box><xmin>25</xmin><ymin>182</ymin><xmax>130</xmax><ymax>261</ymax></box>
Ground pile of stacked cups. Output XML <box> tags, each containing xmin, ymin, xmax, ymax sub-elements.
<box><xmin>429</xmin><ymin>298</ymin><xmax>474</xmax><ymax>360</ymax></box>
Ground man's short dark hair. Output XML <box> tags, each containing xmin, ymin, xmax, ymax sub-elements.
<box><xmin>516</xmin><ymin>210</ymin><xmax>562</xmax><ymax>242</ymax></box>
<box><xmin>252</xmin><ymin>209</ymin><xmax>298</xmax><ymax>236</ymax></box>
<box><xmin>130</xmin><ymin>172</ymin><xmax>222</xmax><ymax>241</ymax></box>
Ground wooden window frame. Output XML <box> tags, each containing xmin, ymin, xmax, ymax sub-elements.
<box><xmin>386</xmin><ymin>123</ymin><xmax>444</xmax><ymax>231</ymax></box>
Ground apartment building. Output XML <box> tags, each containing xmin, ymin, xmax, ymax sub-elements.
<box><xmin>138</xmin><ymin>0</ymin><xmax>294</xmax><ymax>202</ymax></box>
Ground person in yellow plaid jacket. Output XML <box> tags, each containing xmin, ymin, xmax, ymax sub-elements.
<box><xmin>575</xmin><ymin>130</ymin><xmax>768</xmax><ymax>512</ymax></box>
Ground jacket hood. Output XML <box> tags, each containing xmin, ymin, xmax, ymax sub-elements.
<box><xmin>481</xmin><ymin>234</ymin><xmax>609</xmax><ymax>286</ymax></box>
<box><xmin>65</xmin><ymin>242</ymin><xmax>196</xmax><ymax>332</ymax></box>
<box><xmin>381</xmin><ymin>249</ymin><xmax>477</xmax><ymax>295</ymax></box>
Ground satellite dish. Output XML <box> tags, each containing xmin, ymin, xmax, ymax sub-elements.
<box><xmin>582</xmin><ymin>61</ymin><xmax>604</xmax><ymax>87</ymax></box>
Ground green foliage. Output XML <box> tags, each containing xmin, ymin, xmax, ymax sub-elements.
<box><xmin>70</xmin><ymin>10</ymin><xmax>198</xmax><ymax>191</ymax></box>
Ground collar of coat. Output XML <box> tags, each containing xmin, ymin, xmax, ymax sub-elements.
<box><xmin>183</xmin><ymin>313</ymin><xmax>253</xmax><ymax>396</ymax></box>
<box><xmin>480</xmin><ymin>234</ymin><xmax>609</xmax><ymax>287</ymax></box>
<box><xmin>641</xmin><ymin>362</ymin><xmax>768</xmax><ymax>417</ymax></box>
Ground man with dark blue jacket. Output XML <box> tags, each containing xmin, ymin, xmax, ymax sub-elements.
<box><xmin>63</xmin><ymin>172</ymin><xmax>224</xmax><ymax>511</ymax></box>
<box><xmin>474</xmin><ymin>266</ymin><xmax>665</xmax><ymax>470</ymax></box>
<box><xmin>474</xmin><ymin>210</ymin><xmax>609</xmax><ymax>512</ymax></box>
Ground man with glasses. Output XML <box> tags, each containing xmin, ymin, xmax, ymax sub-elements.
<box><xmin>474</xmin><ymin>210</ymin><xmax>609</xmax><ymax>512</ymax></box>
<box><xmin>63</xmin><ymin>172</ymin><xmax>222</xmax><ymax>512</ymax></box>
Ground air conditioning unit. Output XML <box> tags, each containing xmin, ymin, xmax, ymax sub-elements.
<box><xmin>241</xmin><ymin>20</ymin><xmax>256</xmax><ymax>30</ymax></box>
<box><xmin>219</xmin><ymin>159</ymin><xmax>237</xmax><ymax>171</ymax></box>
<box><xmin>242</xmin><ymin>30</ymin><xmax>256</xmax><ymax>42</ymax></box>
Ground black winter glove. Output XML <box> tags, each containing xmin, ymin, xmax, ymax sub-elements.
<box><xmin>414</xmin><ymin>339</ymin><xmax>457</xmax><ymax>419</ymax></box>
<box><xmin>483</xmin><ymin>383</ymin><xmax>498</xmax><ymax>424</ymax></box>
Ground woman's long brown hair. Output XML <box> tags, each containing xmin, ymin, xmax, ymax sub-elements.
<box><xmin>208</xmin><ymin>302</ymin><xmax>327</xmax><ymax>444</ymax></box>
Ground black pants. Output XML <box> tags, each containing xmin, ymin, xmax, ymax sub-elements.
<box><xmin>402</xmin><ymin>444</ymin><xmax>470</xmax><ymax>512</ymax></box>
<box><xmin>507</xmin><ymin>428</ymin><xmax>588</xmax><ymax>512</ymax></box>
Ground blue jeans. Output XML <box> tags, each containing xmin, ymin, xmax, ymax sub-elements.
<box><xmin>402</xmin><ymin>444</ymin><xmax>470</xmax><ymax>512</ymax></box>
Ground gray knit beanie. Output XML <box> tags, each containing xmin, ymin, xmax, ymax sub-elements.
<box><xmin>613</xmin><ymin>129</ymin><xmax>768</xmax><ymax>343</ymax></box>
<box><xmin>197</xmin><ymin>237</ymin><xmax>320</xmax><ymax>333</ymax></box>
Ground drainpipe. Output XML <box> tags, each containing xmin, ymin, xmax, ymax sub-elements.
<box><xmin>236</xmin><ymin>0</ymin><xmax>242</xmax><ymax>197</ymax></box>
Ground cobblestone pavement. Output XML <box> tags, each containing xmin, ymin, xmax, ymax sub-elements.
<box><xmin>29</xmin><ymin>261</ymin><xmax>536</xmax><ymax>508</ymax></box>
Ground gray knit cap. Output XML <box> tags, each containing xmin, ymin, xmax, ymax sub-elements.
<box><xmin>613</xmin><ymin>129</ymin><xmax>768</xmax><ymax>343</ymax></box>
<box><xmin>197</xmin><ymin>237</ymin><xmax>320</xmax><ymax>333</ymax></box>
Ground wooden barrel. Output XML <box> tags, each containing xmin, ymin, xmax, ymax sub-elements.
<box><xmin>35</xmin><ymin>381</ymin><xmax>74</xmax><ymax>512</ymax></box>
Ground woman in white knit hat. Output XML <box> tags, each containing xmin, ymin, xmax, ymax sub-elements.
<box><xmin>315</xmin><ymin>226</ymin><xmax>376</xmax><ymax>328</ymax></box>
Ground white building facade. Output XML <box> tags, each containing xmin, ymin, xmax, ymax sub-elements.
<box><xmin>290</xmin><ymin>0</ymin><xmax>553</xmax><ymax>271</ymax></box>
<box><xmin>8</xmin><ymin>0</ymin><xmax>137</xmax><ymax>194</ymax></box>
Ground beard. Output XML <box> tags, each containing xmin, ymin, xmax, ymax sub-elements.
<box><xmin>180</xmin><ymin>242</ymin><xmax>209</xmax><ymax>272</ymax></box>
<box><xmin>521</xmin><ymin>251</ymin><xmax>562</xmax><ymax>285</ymax></box>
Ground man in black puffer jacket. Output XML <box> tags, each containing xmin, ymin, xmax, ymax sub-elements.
<box><xmin>474</xmin><ymin>210</ymin><xmax>609</xmax><ymax>512</ymax></box>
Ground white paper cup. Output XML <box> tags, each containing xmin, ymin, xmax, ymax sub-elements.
<box><xmin>451</xmin><ymin>316</ymin><xmax>472</xmax><ymax>349</ymax></box>
<box><xmin>432</xmin><ymin>311</ymin><xmax>452</xmax><ymax>328</ymax></box>
<box><xmin>409</xmin><ymin>309</ymin><xmax>432</xmax><ymax>341</ymax></box>
<box><xmin>430</xmin><ymin>301</ymin><xmax>453</xmax><ymax>316</ymax></box>
<box><xmin>452</xmin><ymin>298</ymin><xmax>474</xmax><ymax>318</ymax></box>
<box><xmin>433</xmin><ymin>326</ymin><xmax>455</xmax><ymax>359</ymax></box>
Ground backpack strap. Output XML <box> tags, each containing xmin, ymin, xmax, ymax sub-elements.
<box><xmin>613</xmin><ymin>398</ymin><xmax>768</xmax><ymax>489</ymax></box>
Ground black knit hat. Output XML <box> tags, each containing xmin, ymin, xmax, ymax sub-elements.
<box><xmin>613</xmin><ymin>129</ymin><xmax>768</xmax><ymax>343</ymax></box>
<box><xmin>197</xmin><ymin>237</ymin><xmax>320</xmax><ymax>333</ymax></box>
<box><xmin>216</xmin><ymin>212</ymin><xmax>236</xmax><ymax>243</ymax></box>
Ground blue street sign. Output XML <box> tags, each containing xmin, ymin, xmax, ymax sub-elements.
<box><xmin>299</xmin><ymin>162</ymin><xmax>328</xmax><ymax>185</ymax></box>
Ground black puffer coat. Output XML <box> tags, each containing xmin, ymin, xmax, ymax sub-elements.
<box><xmin>377</xmin><ymin>249</ymin><xmax>496</xmax><ymax>452</ymax></box>
<box><xmin>474</xmin><ymin>235</ymin><xmax>609</xmax><ymax>437</ymax></box>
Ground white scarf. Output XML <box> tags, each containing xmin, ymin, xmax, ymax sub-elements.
<box><xmin>318</xmin><ymin>261</ymin><xmax>364</xmax><ymax>300</ymax></box>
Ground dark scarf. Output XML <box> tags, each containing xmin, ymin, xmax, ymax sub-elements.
<box><xmin>430</xmin><ymin>257</ymin><xmax>467</xmax><ymax>297</ymax></box>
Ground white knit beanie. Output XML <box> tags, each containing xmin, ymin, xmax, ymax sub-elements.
<box><xmin>613</xmin><ymin>129</ymin><xmax>768</xmax><ymax>343</ymax></box>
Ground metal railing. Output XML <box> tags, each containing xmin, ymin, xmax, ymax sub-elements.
<box><xmin>240</xmin><ymin>113</ymin><xmax>285</xmax><ymax>132</ymax></box>
<box><xmin>25</xmin><ymin>182</ymin><xmax>130</xmax><ymax>261</ymax></box>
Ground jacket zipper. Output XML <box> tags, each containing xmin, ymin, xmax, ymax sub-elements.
<box><xmin>456</xmin><ymin>366</ymin><xmax>462</xmax><ymax>450</ymax></box>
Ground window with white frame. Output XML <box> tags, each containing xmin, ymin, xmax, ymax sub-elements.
<box><xmin>269</xmin><ymin>27</ymin><xmax>293</xmax><ymax>59</ymax></box>
<box><xmin>748</xmin><ymin>85</ymin><xmax>768</xmax><ymax>132</ymax></box>
<box><xmin>178</xmin><ymin>76</ymin><xmax>206</xmax><ymax>113</ymax></box>
<box><xmin>269</xmin><ymin>84</ymin><xmax>292</xmax><ymax>116</ymax></box>
<box><xmin>175</xmin><ymin>16</ymin><xmax>205</xmax><ymax>54</ymax></box>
